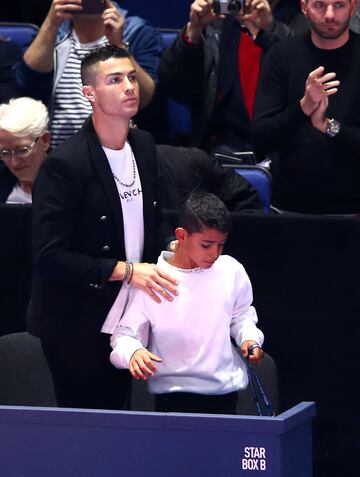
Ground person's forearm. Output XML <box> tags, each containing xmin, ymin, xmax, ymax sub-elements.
<box><xmin>185</xmin><ymin>21</ymin><xmax>203</xmax><ymax>44</ymax></box>
<box><xmin>23</xmin><ymin>16</ymin><xmax>58</xmax><ymax>72</ymax></box>
<box><xmin>253</xmin><ymin>102</ymin><xmax>308</xmax><ymax>155</ymax></box>
<box><xmin>158</xmin><ymin>29</ymin><xmax>203</xmax><ymax>105</ymax></box>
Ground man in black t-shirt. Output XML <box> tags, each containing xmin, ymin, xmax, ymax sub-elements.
<box><xmin>254</xmin><ymin>0</ymin><xmax>360</xmax><ymax>214</ymax></box>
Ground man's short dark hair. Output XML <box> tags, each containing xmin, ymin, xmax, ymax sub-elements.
<box><xmin>81</xmin><ymin>44</ymin><xmax>132</xmax><ymax>85</ymax></box>
<box><xmin>178</xmin><ymin>192</ymin><xmax>231</xmax><ymax>234</ymax></box>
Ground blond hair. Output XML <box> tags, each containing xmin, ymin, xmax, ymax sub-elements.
<box><xmin>0</xmin><ymin>97</ymin><xmax>49</xmax><ymax>138</ymax></box>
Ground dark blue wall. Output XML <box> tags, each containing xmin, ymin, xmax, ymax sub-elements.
<box><xmin>1</xmin><ymin>1</ymin><xmax>192</xmax><ymax>29</ymax></box>
<box><xmin>121</xmin><ymin>0</ymin><xmax>192</xmax><ymax>28</ymax></box>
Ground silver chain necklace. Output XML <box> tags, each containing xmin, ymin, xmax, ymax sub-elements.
<box><xmin>112</xmin><ymin>151</ymin><xmax>136</xmax><ymax>188</ymax></box>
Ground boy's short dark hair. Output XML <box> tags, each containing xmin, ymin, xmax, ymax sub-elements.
<box><xmin>81</xmin><ymin>44</ymin><xmax>132</xmax><ymax>85</ymax></box>
<box><xmin>178</xmin><ymin>192</ymin><xmax>231</xmax><ymax>234</ymax></box>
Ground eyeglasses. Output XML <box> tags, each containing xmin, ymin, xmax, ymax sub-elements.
<box><xmin>0</xmin><ymin>137</ymin><xmax>40</xmax><ymax>162</ymax></box>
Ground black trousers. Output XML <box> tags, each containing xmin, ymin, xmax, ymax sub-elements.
<box><xmin>155</xmin><ymin>391</ymin><xmax>238</xmax><ymax>415</ymax></box>
<box><xmin>41</xmin><ymin>337</ymin><xmax>132</xmax><ymax>410</ymax></box>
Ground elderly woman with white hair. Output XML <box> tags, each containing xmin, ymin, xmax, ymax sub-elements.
<box><xmin>0</xmin><ymin>97</ymin><xmax>50</xmax><ymax>203</ymax></box>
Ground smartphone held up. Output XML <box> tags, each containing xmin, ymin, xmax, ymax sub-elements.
<box><xmin>77</xmin><ymin>0</ymin><xmax>106</xmax><ymax>15</ymax></box>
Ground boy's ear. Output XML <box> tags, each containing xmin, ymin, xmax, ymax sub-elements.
<box><xmin>175</xmin><ymin>227</ymin><xmax>187</xmax><ymax>242</ymax></box>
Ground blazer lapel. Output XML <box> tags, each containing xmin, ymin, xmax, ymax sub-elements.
<box><xmin>84</xmin><ymin>118</ymin><xmax>125</xmax><ymax>238</ymax></box>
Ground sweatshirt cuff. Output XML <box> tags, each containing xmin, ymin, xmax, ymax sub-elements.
<box><xmin>110</xmin><ymin>336</ymin><xmax>144</xmax><ymax>369</ymax></box>
<box><xmin>238</xmin><ymin>329</ymin><xmax>264</xmax><ymax>348</ymax></box>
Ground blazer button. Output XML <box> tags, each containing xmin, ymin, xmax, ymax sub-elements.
<box><xmin>100</xmin><ymin>215</ymin><xmax>107</xmax><ymax>221</ymax></box>
<box><xmin>102</xmin><ymin>245</ymin><xmax>110</xmax><ymax>252</ymax></box>
<box><xmin>153</xmin><ymin>201</ymin><xmax>157</xmax><ymax>207</ymax></box>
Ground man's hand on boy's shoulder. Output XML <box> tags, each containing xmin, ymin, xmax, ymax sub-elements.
<box><xmin>131</xmin><ymin>263</ymin><xmax>179</xmax><ymax>303</ymax></box>
<box><xmin>241</xmin><ymin>340</ymin><xmax>264</xmax><ymax>364</ymax></box>
<box><xmin>130</xmin><ymin>348</ymin><xmax>162</xmax><ymax>380</ymax></box>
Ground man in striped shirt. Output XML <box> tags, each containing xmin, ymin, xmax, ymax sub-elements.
<box><xmin>14</xmin><ymin>0</ymin><xmax>163</xmax><ymax>149</ymax></box>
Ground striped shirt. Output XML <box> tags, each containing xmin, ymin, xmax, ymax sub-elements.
<box><xmin>50</xmin><ymin>32</ymin><xmax>107</xmax><ymax>149</ymax></box>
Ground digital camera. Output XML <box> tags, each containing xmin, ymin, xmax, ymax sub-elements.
<box><xmin>213</xmin><ymin>0</ymin><xmax>246</xmax><ymax>16</ymax></box>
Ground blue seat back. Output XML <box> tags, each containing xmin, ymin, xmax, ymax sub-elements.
<box><xmin>0</xmin><ymin>22</ymin><xmax>39</xmax><ymax>53</ymax></box>
<box><xmin>235</xmin><ymin>166</ymin><xmax>271</xmax><ymax>213</ymax></box>
<box><xmin>159</xmin><ymin>29</ymin><xmax>179</xmax><ymax>49</ymax></box>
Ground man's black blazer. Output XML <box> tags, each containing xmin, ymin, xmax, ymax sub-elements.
<box><xmin>28</xmin><ymin>118</ymin><xmax>170</xmax><ymax>344</ymax></box>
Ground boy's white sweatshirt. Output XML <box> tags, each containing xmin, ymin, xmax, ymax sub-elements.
<box><xmin>110</xmin><ymin>252</ymin><xmax>264</xmax><ymax>395</ymax></box>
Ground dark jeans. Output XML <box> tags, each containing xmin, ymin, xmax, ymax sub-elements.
<box><xmin>155</xmin><ymin>391</ymin><xmax>238</xmax><ymax>415</ymax></box>
<box><xmin>41</xmin><ymin>337</ymin><xmax>132</xmax><ymax>410</ymax></box>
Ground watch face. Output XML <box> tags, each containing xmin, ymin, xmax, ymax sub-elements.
<box><xmin>326</xmin><ymin>119</ymin><xmax>341</xmax><ymax>137</ymax></box>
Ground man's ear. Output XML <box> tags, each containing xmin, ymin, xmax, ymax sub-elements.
<box><xmin>300</xmin><ymin>0</ymin><xmax>308</xmax><ymax>16</ymax></box>
<box><xmin>82</xmin><ymin>85</ymin><xmax>95</xmax><ymax>103</ymax></box>
<box><xmin>175</xmin><ymin>227</ymin><xmax>187</xmax><ymax>243</ymax></box>
<box><xmin>350</xmin><ymin>0</ymin><xmax>357</xmax><ymax>18</ymax></box>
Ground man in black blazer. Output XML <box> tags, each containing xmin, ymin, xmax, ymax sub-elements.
<box><xmin>28</xmin><ymin>45</ymin><xmax>178</xmax><ymax>410</ymax></box>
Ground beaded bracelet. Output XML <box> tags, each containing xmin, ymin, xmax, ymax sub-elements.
<box><xmin>123</xmin><ymin>261</ymin><xmax>130</xmax><ymax>282</ymax></box>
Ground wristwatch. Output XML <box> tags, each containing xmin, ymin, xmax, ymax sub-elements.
<box><xmin>325</xmin><ymin>118</ymin><xmax>341</xmax><ymax>138</ymax></box>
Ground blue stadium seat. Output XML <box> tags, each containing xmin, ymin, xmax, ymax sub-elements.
<box><xmin>216</xmin><ymin>157</ymin><xmax>271</xmax><ymax>212</ymax></box>
<box><xmin>234</xmin><ymin>165</ymin><xmax>271</xmax><ymax>213</ymax></box>
<box><xmin>158</xmin><ymin>28</ymin><xmax>179</xmax><ymax>49</ymax></box>
<box><xmin>0</xmin><ymin>22</ymin><xmax>39</xmax><ymax>53</ymax></box>
<box><xmin>157</xmin><ymin>28</ymin><xmax>192</xmax><ymax>139</ymax></box>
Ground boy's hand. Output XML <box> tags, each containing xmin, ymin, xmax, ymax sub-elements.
<box><xmin>241</xmin><ymin>340</ymin><xmax>264</xmax><ymax>364</ymax></box>
<box><xmin>129</xmin><ymin>348</ymin><xmax>162</xmax><ymax>380</ymax></box>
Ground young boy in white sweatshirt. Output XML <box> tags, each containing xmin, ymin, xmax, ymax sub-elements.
<box><xmin>110</xmin><ymin>192</ymin><xmax>264</xmax><ymax>414</ymax></box>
